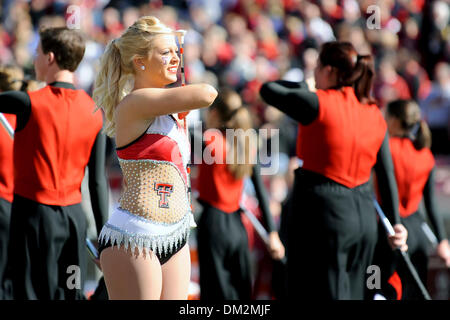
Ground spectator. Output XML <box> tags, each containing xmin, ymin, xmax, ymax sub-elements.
<box><xmin>420</xmin><ymin>62</ymin><xmax>450</xmax><ymax>155</ymax></box>
<box><xmin>374</xmin><ymin>54</ymin><xmax>411</xmax><ymax>109</ymax></box>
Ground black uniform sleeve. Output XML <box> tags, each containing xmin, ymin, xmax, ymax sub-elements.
<box><xmin>374</xmin><ymin>133</ymin><xmax>401</xmax><ymax>225</ymax></box>
<box><xmin>0</xmin><ymin>90</ymin><xmax>31</xmax><ymax>131</ymax></box>
<box><xmin>423</xmin><ymin>167</ymin><xmax>447</xmax><ymax>242</ymax></box>
<box><xmin>87</xmin><ymin>131</ymin><xmax>109</xmax><ymax>236</ymax></box>
<box><xmin>259</xmin><ymin>80</ymin><xmax>320</xmax><ymax>125</ymax></box>
<box><xmin>250</xmin><ymin>164</ymin><xmax>276</xmax><ymax>233</ymax></box>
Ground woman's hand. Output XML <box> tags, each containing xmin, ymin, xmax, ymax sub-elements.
<box><xmin>305</xmin><ymin>77</ymin><xmax>316</xmax><ymax>92</ymax></box>
<box><xmin>267</xmin><ymin>231</ymin><xmax>285</xmax><ymax>261</ymax></box>
<box><xmin>436</xmin><ymin>239</ymin><xmax>450</xmax><ymax>267</ymax></box>
<box><xmin>388</xmin><ymin>224</ymin><xmax>408</xmax><ymax>252</ymax></box>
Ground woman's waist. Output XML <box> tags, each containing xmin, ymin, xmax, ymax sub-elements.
<box><xmin>295</xmin><ymin>168</ymin><xmax>372</xmax><ymax>192</ymax></box>
<box><xmin>108</xmin><ymin>206</ymin><xmax>190</xmax><ymax>229</ymax></box>
<box><xmin>119</xmin><ymin>158</ymin><xmax>188</xmax><ymax>187</ymax></box>
<box><xmin>119</xmin><ymin>188</ymin><xmax>190</xmax><ymax>224</ymax></box>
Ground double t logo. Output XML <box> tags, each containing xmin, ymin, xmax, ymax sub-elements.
<box><xmin>154</xmin><ymin>183</ymin><xmax>174</xmax><ymax>208</ymax></box>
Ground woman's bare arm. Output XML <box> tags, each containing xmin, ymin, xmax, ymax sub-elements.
<box><xmin>118</xmin><ymin>84</ymin><xmax>218</xmax><ymax>120</ymax></box>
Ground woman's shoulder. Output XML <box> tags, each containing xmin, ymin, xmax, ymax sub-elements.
<box><xmin>116</xmin><ymin>87</ymin><xmax>166</xmax><ymax>108</ymax></box>
<box><xmin>315</xmin><ymin>86</ymin><xmax>353</xmax><ymax>105</ymax></box>
<box><xmin>115</xmin><ymin>89</ymin><xmax>148</xmax><ymax>110</ymax></box>
<box><xmin>420</xmin><ymin>146</ymin><xmax>435</xmax><ymax>164</ymax></box>
<box><xmin>114</xmin><ymin>92</ymin><xmax>132</xmax><ymax>115</ymax></box>
<box><xmin>114</xmin><ymin>89</ymin><xmax>157</xmax><ymax>120</ymax></box>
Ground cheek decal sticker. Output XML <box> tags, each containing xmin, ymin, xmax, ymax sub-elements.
<box><xmin>162</xmin><ymin>56</ymin><xmax>169</xmax><ymax>65</ymax></box>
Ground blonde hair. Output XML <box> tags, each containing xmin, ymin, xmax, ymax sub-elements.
<box><xmin>0</xmin><ymin>65</ymin><xmax>24</xmax><ymax>91</ymax></box>
<box><xmin>211</xmin><ymin>88</ymin><xmax>256</xmax><ymax>179</ymax></box>
<box><xmin>93</xmin><ymin>16</ymin><xmax>174</xmax><ymax>137</ymax></box>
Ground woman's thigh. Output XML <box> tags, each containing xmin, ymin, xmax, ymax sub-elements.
<box><xmin>160</xmin><ymin>243</ymin><xmax>191</xmax><ymax>300</ymax></box>
<box><xmin>100</xmin><ymin>246</ymin><xmax>163</xmax><ymax>300</ymax></box>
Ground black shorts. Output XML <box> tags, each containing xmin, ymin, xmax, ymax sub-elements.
<box><xmin>98</xmin><ymin>237</ymin><xmax>188</xmax><ymax>265</ymax></box>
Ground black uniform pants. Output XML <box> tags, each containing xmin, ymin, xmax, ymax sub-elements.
<box><xmin>0</xmin><ymin>197</ymin><xmax>12</xmax><ymax>299</ymax></box>
<box><xmin>372</xmin><ymin>211</ymin><xmax>431</xmax><ymax>300</ymax></box>
<box><xmin>398</xmin><ymin>212</ymin><xmax>430</xmax><ymax>300</ymax></box>
<box><xmin>287</xmin><ymin>169</ymin><xmax>378</xmax><ymax>300</ymax></box>
<box><xmin>197</xmin><ymin>202</ymin><xmax>252</xmax><ymax>300</ymax></box>
<box><xmin>8</xmin><ymin>195</ymin><xmax>87</xmax><ymax>300</ymax></box>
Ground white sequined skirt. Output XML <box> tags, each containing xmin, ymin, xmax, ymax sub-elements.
<box><xmin>98</xmin><ymin>206</ymin><xmax>196</xmax><ymax>256</ymax></box>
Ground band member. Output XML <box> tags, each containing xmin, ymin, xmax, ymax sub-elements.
<box><xmin>260</xmin><ymin>41</ymin><xmax>408</xmax><ymax>300</ymax></box>
<box><xmin>0</xmin><ymin>65</ymin><xmax>21</xmax><ymax>299</ymax></box>
<box><xmin>93</xmin><ymin>16</ymin><xmax>217</xmax><ymax>299</ymax></box>
<box><xmin>196</xmin><ymin>88</ymin><xmax>285</xmax><ymax>300</ymax></box>
<box><xmin>0</xmin><ymin>28</ymin><xmax>109</xmax><ymax>299</ymax></box>
<box><xmin>383</xmin><ymin>99</ymin><xmax>450</xmax><ymax>299</ymax></box>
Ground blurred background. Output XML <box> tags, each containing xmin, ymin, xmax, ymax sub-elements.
<box><xmin>0</xmin><ymin>0</ymin><xmax>449</xmax><ymax>299</ymax></box>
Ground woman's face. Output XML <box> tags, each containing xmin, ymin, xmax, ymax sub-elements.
<box><xmin>138</xmin><ymin>34</ymin><xmax>180</xmax><ymax>87</ymax></box>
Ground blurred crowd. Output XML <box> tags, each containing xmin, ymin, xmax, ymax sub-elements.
<box><xmin>1</xmin><ymin>0</ymin><xmax>449</xmax><ymax>143</ymax></box>
<box><xmin>0</xmin><ymin>0</ymin><xmax>449</xmax><ymax>298</ymax></box>
<box><xmin>1</xmin><ymin>2</ymin><xmax>449</xmax><ymax>135</ymax></box>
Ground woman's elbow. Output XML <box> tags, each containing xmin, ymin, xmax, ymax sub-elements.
<box><xmin>198</xmin><ymin>84</ymin><xmax>218</xmax><ymax>107</ymax></box>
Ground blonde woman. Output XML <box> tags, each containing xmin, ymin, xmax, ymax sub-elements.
<box><xmin>93</xmin><ymin>16</ymin><xmax>217</xmax><ymax>300</ymax></box>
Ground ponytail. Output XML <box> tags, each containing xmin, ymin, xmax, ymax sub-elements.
<box><xmin>226</xmin><ymin>106</ymin><xmax>257</xmax><ymax>179</ymax></box>
<box><xmin>210</xmin><ymin>88</ymin><xmax>256</xmax><ymax>179</ymax></box>
<box><xmin>386</xmin><ymin>99</ymin><xmax>432</xmax><ymax>150</ymax></box>
<box><xmin>411</xmin><ymin>120</ymin><xmax>432</xmax><ymax>150</ymax></box>
<box><xmin>318</xmin><ymin>41</ymin><xmax>376</xmax><ymax>104</ymax></box>
<box><xmin>93</xmin><ymin>40</ymin><xmax>129</xmax><ymax>137</ymax></box>
<box><xmin>352</xmin><ymin>55</ymin><xmax>376</xmax><ymax>105</ymax></box>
